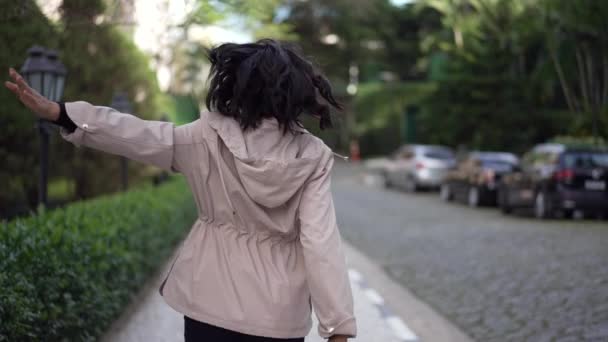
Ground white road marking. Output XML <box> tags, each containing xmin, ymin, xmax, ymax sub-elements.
<box><xmin>364</xmin><ymin>288</ymin><xmax>385</xmax><ymax>305</ymax></box>
<box><xmin>386</xmin><ymin>316</ymin><xmax>419</xmax><ymax>341</ymax></box>
<box><xmin>348</xmin><ymin>269</ymin><xmax>363</xmax><ymax>283</ymax></box>
<box><xmin>349</xmin><ymin>267</ymin><xmax>419</xmax><ymax>341</ymax></box>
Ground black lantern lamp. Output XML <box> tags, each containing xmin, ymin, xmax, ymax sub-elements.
<box><xmin>44</xmin><ymin>50</ymin><xmax>67</xmax><ymax>102</ymax></box>
<box><xmin>20</xmin><ymin>46</ymin><xmax>66</xmax><ymax>102</ymax></box>
<box><xmin>21</xmin><ymin>45</ymin><xmax>68</xmax><ymax>207</ymax></box>
<box><xmin>111</xmin><ymin>92</ymin><xmax>132</xmax><ymax>191</ymax></box>
<box><xmin>20</xmin><ymin>46</ymin><xmax>49</xmax><ymax>97</ymax></box>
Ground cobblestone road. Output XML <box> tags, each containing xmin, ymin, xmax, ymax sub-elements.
<box><xmin>333</xmin><ymin>165</ymin><xmax>608</xmax><ymax>342</ymax></box>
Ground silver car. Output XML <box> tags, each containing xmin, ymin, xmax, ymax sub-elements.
<box><xmin>383</xmin><ymin>144</ymin><xmax>456</xmax><ymax>192</ymax></box>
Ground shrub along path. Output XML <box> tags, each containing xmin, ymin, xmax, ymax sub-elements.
<box><xmin>0</xmin><ymin>177</ymin><xmax>196</xmax><ymax>341</ymax></box>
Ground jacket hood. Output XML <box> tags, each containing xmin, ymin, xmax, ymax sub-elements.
<box><xmin>206</xmin><ymin>111</ymin><xmax>324</xmax><ymax>208</ymax></box>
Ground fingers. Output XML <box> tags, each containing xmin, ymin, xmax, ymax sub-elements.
<box><xmin>5</xmin><ymin>79</ymin><xmax>31</xmax><ymax>99</ymax></box>
<box><xmin>20</xmin><ymin>87</ymin><xmax>39</xmax><ymax>104</ymax></box>
<box><xmin>7</xmin><ymin>68</ymin><xmax>41</xmax><ymax>112</ymax></box>
<box><xmin>8</xmin><ymin>68</ymin><xmax>19</xmax><ymax>84</ymax></box>
<box><xmin>9</xmin><ymin>68</ymin><xmax>30</xmax><ymax>91</ymax></box>
<box><xmin>5</xmin><ymin>81</ymin><xmax>19</xmax><ymax>95</ymax></box>
<box><xmin>6</xmin><ymin>78</ymin><xmax>37</xmax><ymax>109</ymax></box>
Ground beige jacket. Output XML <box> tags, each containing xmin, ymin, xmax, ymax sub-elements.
<box><xmin>59</xmin><ymin>101</ymin><xmax>356</xmax><ymax>339</ymax></box>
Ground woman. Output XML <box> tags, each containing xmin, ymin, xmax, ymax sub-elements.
<box><xmin>5</xmin><ymin>39</ymin><xmax>356</xmax><ymax>341</ymax></box>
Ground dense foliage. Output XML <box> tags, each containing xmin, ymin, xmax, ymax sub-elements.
<box><xmin>279</xmin><ymin>0</ymin><xmax>608</xmax><ymax>155</ymax></box>
<box><xmin>0</xmin><ymin>0</ymin><xmax>59</xmax><ymax>218</ymax></box>
<box><xmin>0</xmin><ymin>177</ymin><xmax>196</xmax><ymax>341</ymax></box>
<box><xmin>1</xmin><ymin>0</ymin><xmax>166</xmax><ymax>219</ymax></box>
<box><xmin>5</xmin><ymin>0</ymin><xmax>608</xmax><ymax>215</ymax></box>
<box><xmin>416</xmin><ymin>0</ymin><xmax>606</xmax><ymax>153</ymax></box>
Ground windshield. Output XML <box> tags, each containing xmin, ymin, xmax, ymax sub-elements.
<box><xmin>562</xmin><ymin>152</ymin><xmax>608</xmax><ymax>168</ymax></box>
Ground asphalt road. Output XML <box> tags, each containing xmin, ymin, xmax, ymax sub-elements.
<box><xmin>332</xmin><ymin>163</ymin><xmax>608</xmax><ymax>342</ymax></box>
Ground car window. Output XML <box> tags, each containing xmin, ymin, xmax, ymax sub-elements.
<box><xmin>481</xmin><ymin>160</ymin><xmax>517</xmax><ymax>172</ymax></box>
<box><xmin>562</xmin><ymin>152</ymin><xmax>608</xmax><ymax>168</ymax></box>
<box><xmin>423</xmin><ymin>149</ymin><xmax>453</xmax><ymax>160</ymax></box>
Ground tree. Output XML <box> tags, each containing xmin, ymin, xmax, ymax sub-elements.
<box><xmin>0</xmin><ymin>0</ymin><xmax>58</xmax><ymax>217</ymax></box>
<box><xmin>59</xmin><ymin>0</ymin><xmax>165</xmax><ymax>199</ymax></box>
<box><xmin>283</xmin><ymin>0</ymin><xmax>393</xmax><ymax>84</ymax></box>
<box><xmin>418</xmin><ymin>0</ymin><xmax>569</xmax><ymax>152</ymax></box>
<box><xmin>541</xmin><ymin>0</ymin><xmax>608</xmax><ymax>139</ymax></box>
<box><xmin>1</xmin><ymin>0</ymin><xmax>167</xmax><ymax>218</ymax></box>
<box><xmin>185</xmin><ymin>0</ymin><xmax>294</xmax><ymax>40</ymax></box>
<box><xmin>418</xmin><ymin>0</ymin><xmax>472</xmax><ymax>49</ymax></box>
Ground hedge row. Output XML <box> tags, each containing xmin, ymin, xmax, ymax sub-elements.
<box><xmin>0</xmin><ymin>177</ymin><xmax>196</xmax><ymax>341</ymax></box>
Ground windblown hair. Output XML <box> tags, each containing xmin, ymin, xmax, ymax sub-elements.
<box><xmin>205</xmin><ymin>39</ymin><xmax>342</xmax><ymax>133</ymax></box>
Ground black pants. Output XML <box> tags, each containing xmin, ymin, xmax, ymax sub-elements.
<box><xmin>184</xmin><ymin>316</ymin><xmax>305</xmax><ymax>342</ymax></box>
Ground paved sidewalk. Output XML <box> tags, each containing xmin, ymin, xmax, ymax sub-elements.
<box><xmin>101</xmin><ymin>243</ymin><xmax>421</xmax><ymax>342</ymax></box>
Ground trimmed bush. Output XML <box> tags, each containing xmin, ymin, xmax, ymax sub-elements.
<box><xmin>0</xmin><ymin>177</ymin><xmax>196</xmax><ymax>341</ymax></box>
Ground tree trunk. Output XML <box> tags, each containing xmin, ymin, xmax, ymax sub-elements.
<box><xmin>583</xmin><ymin>44</ymin><xmax>598</xmax><ymax>113</ymax></box>
<box><xmin>602</xmin><ymin>54</ymin><xmax>608</xmax><ymax>107</ymax></box>
<box><xmin>454</xmin><ymin>27</ymin><xmax>463</xmax><ymax>48</ymax></box>
<box><xmin>575</xmin><ymin>47</ymin><xmax>591</xmax><ymax>113</ymax></box>
<box><xmin>549</xmin><ymin>44</ymin><xmax>579</xmax><ymax>114</ymax></box>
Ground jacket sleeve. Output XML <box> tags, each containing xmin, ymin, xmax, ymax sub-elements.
<box><xmin>58</xmin><ymin>101</ymin><xmax>194</xmax><ymax>173</ymax></box>
<box><xmin>298</xmin><ymin>149</ymin><xmax>357</xmax><ymax>339</ymax></box>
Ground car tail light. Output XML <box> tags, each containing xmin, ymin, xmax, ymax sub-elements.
<box><xmin>416</xmin><ymin>162</ymin><xmax>425</xmax><ymax>170</ymax></box>
<box><xmin>554</xmin><ymin>169</ymin><xmax>574</xmax><ymax>182</ymax></box>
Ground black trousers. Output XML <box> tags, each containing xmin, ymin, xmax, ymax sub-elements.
<box><xmin>184</xmin><ymin>316</ymin><xmax>305</xmax><ymax>342</ymax></box>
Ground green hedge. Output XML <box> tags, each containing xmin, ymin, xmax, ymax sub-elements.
<box><xmin>0</xmin><ymin>177</ymin><xmax>196</xmax><ymax>341</ymax></box>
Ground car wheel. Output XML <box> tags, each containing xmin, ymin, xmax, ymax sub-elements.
<box><xmin>534</xmin><ymin>191</ymin><xmax>553</xmax><ymax>219</ymax></box>
<box><xmin>440</xmin><ymin>184</ymin><xmax>453</xmax><ymax>202</ymax></box>
<box><xmin>405</xmin><ymin>175</ymin><xmax>418</xmax><ymax>193</ymax></box>
<box><xmin>383</xmin><ymin>173</ymin><xmax>392</xmax><ymax>188</ymax></box>
<box><xmin>467</xmin><ymin>186</ymin><xmax>480</xmax><ymax>207</ymax></box>
<box><xmin>561</xmin><ymin>209</ymin><xmax>574</xmax><ymax>219</ymax></box>
<box><xmin>497</xmin><ymin>188</ymin><xmax>511</xmax><ymax>214</ymax></box>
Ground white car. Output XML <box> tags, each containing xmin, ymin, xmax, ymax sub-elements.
<box><xmin>382</xmin><ymin>144</ymin><xmax>456</xmax><ymax>192</ymax></box>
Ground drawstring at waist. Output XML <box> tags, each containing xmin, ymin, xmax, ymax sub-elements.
<box><xmin>195</xmin><ymin>216</ymin><xmax>300</xmax><ymax>245</ymax></box>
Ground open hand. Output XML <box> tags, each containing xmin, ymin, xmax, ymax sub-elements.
<box><xmin>5</xmin><ymin>68</ymin><xmax>60</xmax><ymax>121</ymax></box>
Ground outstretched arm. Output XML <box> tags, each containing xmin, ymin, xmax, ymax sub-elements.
<box><xmin>5</xmin><ymin>68</ymin><xmax>194</xmax><ymax>173</ymax></box>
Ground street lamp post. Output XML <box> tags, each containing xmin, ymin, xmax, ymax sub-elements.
<box><xmin>110</xmin><ymin>92</ymin><xmax>132</xmax><ymax>191</ymax></box>
<box><xmin>346</xmin><ymin>63</ymin><xmax>359</xmax><ymax>160</ymax></box>
<box><xmin>20</xmin><ymin>46</ymin><xmax>67</xmax><ymax>208</ymax></box>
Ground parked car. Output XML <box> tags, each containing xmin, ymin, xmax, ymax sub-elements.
<box><xmin>498</xmin><ymin>143</ymin><xmax>608</xmax><ymax>218</ymax></box>
<box><xmin>440</xmin><ymin>152</ymin><xmax>520</xmax><ymax>207</ymax></box>
<box><xmin>383</xmin><ymin>144</ymin><xmax>456</xmax><ymax>191</ymax></box>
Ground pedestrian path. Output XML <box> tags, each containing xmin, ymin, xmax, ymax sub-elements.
<box><xmin>101</xmin><ymin>255</ymin><xmax>418</xmax><ymax>342</ymax></box>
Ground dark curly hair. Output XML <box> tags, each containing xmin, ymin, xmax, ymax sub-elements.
<box><xmin>205</xmin><ymin>39</ymin><xmax>342</xmax><ymax>134</ymax></box>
